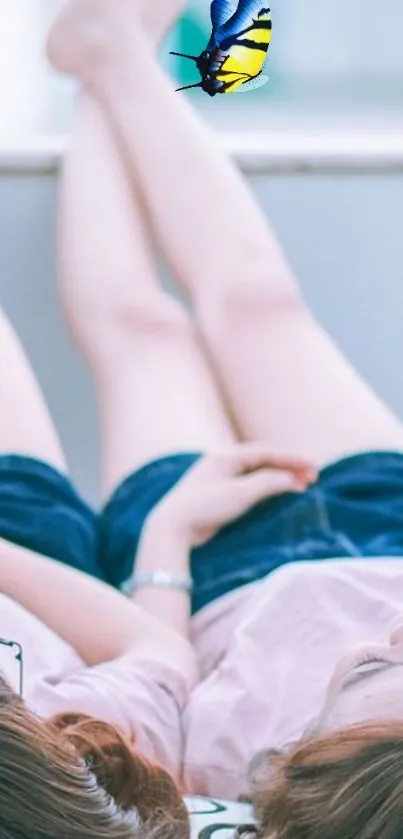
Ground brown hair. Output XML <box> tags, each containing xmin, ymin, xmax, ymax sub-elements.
<box><xmin>0</xmin><ymin>674</ymin><xmax>189</xmax><ymax>839</ymax></box>
<box><xmin>247</xmin><ymin>722</ymin><xmax>403</xmax><ymax>839</ymax></box>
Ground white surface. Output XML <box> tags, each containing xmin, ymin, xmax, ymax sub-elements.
<box><xmin>185</xmin><ymin>796</ymin><xmax>254</xmax><ymax>839</ymax></box>
<box><xmin>1</xmin><ymin>129</ymin><xmax>403</xmax><ymax>174</ymax></box>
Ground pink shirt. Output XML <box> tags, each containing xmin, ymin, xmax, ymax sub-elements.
<box><xmin>2</xmin><ymin>559</ymin><xmax>403</xmax><ymax>799</ymax></box>
<box><xmin>0</xmin><ymin>595</ymin><xmax>187</xmax><ymax>781</ymax></box>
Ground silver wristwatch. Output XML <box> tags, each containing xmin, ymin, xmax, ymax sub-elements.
<box><xmin>121</xmin><ymin>570</ymin><xmax>193</xmax><ymax>598</ymax></box>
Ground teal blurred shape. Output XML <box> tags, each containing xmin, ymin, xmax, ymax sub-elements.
<box><xmin>160</xmin><ymin>10</ymin><xmax>209</xmax><ymax>85</ymax></box>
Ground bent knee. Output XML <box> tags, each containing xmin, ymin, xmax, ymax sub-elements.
<box><xmin>114</xmin><ymin>292</ymin><xmax>192</xmax><ymax>339</ymax></box>
<box><xmin>78</xmin><ymin>291</ymin><xmax>193</xmax><ymax>359</ymax></box>
<box><xmin>198</xmin><ymin>278</ymin><xmax>306</xmax><ymax>331</ymax></box>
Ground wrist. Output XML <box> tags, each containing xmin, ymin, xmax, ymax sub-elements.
<box><xmin>124</xmin><ymin>505</ymin><xmax>193</xmax><ymax>603</ymax></box>
<box><xmin>145</xmin><ymin>501</ymin><xmax>195</xmax><ymax>548</ymax></box>
<box><xmin>133</xmin><ymin>503</ymin><xmax>193</xmax><ymax>581</ymax></box>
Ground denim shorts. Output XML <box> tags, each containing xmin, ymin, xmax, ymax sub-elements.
<box><xmin>2</xmin><ymin>451</ymin><xmax>403</xmax><ymax>615</ymax></box>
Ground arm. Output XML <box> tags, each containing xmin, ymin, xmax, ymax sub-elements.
<box><xmin>0</xmin><ymin>536</ymin><xmax>197</xmax><ymax>686</ymax></box>
<box><xmin>130</xmin><ymin>507</ymin><xmax>192</xmax><ymax>638</ymax></box>
<box><xmin>127</xmin><ymin>445</ymin><xmax>316</xmax><ymax>637</ymax></box>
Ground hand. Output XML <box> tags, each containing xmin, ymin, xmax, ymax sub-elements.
<box><xmin>153</xmin><ymin>444</ymin><xmax>317</xmax><ymax>547</ymax></box>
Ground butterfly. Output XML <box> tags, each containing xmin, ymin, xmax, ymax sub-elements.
<box><xmin>170</xmin><ymin>0</ymin><xmax>272</xmax><ymax>96</ymax></box>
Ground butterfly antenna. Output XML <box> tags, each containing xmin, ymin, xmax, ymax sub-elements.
<box><xmin>170</xmin><ymin>51</ymin><xmax>199</xmax><ymax>62</ymax></box>
<box><xmin>175</xmin><ymin>82</ymin><xmax>203</xmax><ymax>92</ymax></box>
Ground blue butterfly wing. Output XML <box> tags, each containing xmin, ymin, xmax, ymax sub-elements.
<box><xmin>219</xmin><ymin>0</ymin><xmax>270</xmax><ymax>36</ymax></box>
<box><xmin>210</xmin><ymin>0</ymin><xmax>238</xmax><ymax>31</ymax></box>
<box><xmin>207</xmin><ymin>0</ymin><xmax>238</xmax><ymax>48</ymax></box>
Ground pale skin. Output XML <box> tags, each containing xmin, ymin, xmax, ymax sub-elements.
<box><xmin>0</xmin><ymin>11</ymin><xmax>315</xmax><ymax>670</ymax></box>
<box><xmin>45</xmin><ymin>0</ymin><xmax>403</xmax><ymax>731</ymax></box>
<box><xmin>47</xmin><ymin>0</ymin><xmax>403</xmax><ymax>472</ymax></box>
<box><xmin>0</xmin><ymin>0</ymin><xmax>402</xmax><ymax>732</ymax></box>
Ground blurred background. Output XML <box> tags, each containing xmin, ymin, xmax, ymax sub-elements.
<box><xmin>0</xmin><ymin>0</ymin><xmax>402</xmax><ymax>503</ymax></box>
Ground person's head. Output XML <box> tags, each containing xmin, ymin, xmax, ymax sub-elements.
<box><xmin>310</xmin><ymin>619</ymin><xmax>403</xmax><ymax>736</ymax></box>
<box><xmin>247</xmin><ymin>722</ymin><xmax>403</xmax><ymax>839</ymax></box>
<box><xmin>0</xmin><ymin>674</ymin><xmax>188</xmax><ymax>839</ymax></box>
<box><xmin>244</xmin><ymin>621</ymin><xmax>403</xmax><ymax>839</ymax></box>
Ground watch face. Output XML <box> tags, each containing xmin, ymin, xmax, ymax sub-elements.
<box><xmin>184</xmin><ymin>796</ymin><xmax>255</xmax><ymax>839</ymax></box>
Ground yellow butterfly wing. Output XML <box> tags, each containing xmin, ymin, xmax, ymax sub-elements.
<box><xmin>215</xmin><ymin>54</ymin><xmax>254</xmax><ymax>92</ymax></box>
<box><xmin>216</xmin><ymin>6</ymin><xmax>272</xmax><ymax>93</ymax></box>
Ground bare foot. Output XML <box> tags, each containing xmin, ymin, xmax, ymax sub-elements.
<box><xmin>46</xmin><ymin>0</ymin><xmax>187</xmax><ymax>78</ymax></box>
<box><xmin>143</xmin><ymin>0</ymin><xmax>187</xmax><ymax>45</ymax></box>
<box><xmin>46</xmin><ymin>0</ymin><xmax>113</xmax><ymax>79</ymax></box>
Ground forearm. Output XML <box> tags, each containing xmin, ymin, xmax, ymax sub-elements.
<box><xmin>130</xmin><ymin>508</ymin><xmax>192</xmax><ymax>638</ymax></box>
<box><xmin>0</xmin><ymin>537</ymin><xmax>196</xmax><ymax>681</ymax></box>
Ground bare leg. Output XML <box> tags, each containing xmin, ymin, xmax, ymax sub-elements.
<box><xmin>57</xmin><ymin>93</ymin><xmax>235</xmax><ymax>498</ymax></box>
<box><xmin>47</xmin><ymin>0</ymin><xmax>403</xmax><ymax>468</ymax></box>
<box><xmin>48</xmin><ymin>0</ymin><xmax>289</xmax><ymax>302</ymax></box>
<box><xmin>0</xmin><ymin>310</ymin><xmax>67</xmax><ymax>469</ymax></box>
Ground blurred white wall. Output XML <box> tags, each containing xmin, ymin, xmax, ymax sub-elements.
<box><xmin>0</xmin><ymin>0</ymin><xmax>402</xmax><ymax>138</ymax></box>
<box><xmin>270</xmin><ymin>0</ymin><xmax>403</xmax><ymax>79</ymax></box>
<box><xmin>0</xmin><ymin>1</ymin><xmax>53</xmax><ymax>134</ymax></box>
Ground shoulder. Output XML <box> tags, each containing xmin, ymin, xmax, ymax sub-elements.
<box><xmin>0</xmin><ymin>594</ymin><xmax>82</xmax><ymax>692</ymax></box>
<box><xmin>29</xmin><ymin>653</ymin><xmax>189</xmax><ymax>779</ymax></box>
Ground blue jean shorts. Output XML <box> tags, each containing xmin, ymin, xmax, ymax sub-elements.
<box><xmin>2</xmin><ymin>451</ymin><xmax>403</xmax><ymax>615</ymax></box>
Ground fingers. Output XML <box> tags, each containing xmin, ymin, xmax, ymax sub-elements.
<box><xmin>236</xmin><ymin>468</ymin><xmax>303</xmax><ymax>508</ymax></box>
<box><xmin>221</xmin><ymin>443</ymin><xmax>317</xmax><ymax>483</ymax></box>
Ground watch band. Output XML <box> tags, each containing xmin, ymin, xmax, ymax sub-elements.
<box><xmin>121</xmin><ymin>570</ymin><xmax>193</xmax><ymax>597</ymax></box>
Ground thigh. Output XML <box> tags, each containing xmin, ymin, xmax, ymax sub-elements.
<box><xmin>89</xmin><ymin>293</ymin><xmax>236</xmax><ymax>498</ymax></box>
<box><xmin>58</xmin><ymin>98</ymin><xmax>236</xmax><ymax>497</ymax></box>
<box><xmin>0</xmin><ymin>309</ymin><xmax>67</xmax><ymax>470</ymax></box>
<box><xmin>198</xmin><ymin>286</ymin><xmax>403</xmax><ymax>468</ymax></box>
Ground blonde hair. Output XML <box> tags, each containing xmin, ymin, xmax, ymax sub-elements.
<box><xmin>0</xmin><ymin>675</ymin><xmax>188</xmax><ymax>839</ymax></box>
<box><xmin>248</xmin><ymin>722</ymin><xmax>403</xmax><ymax>839</ymax></box>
